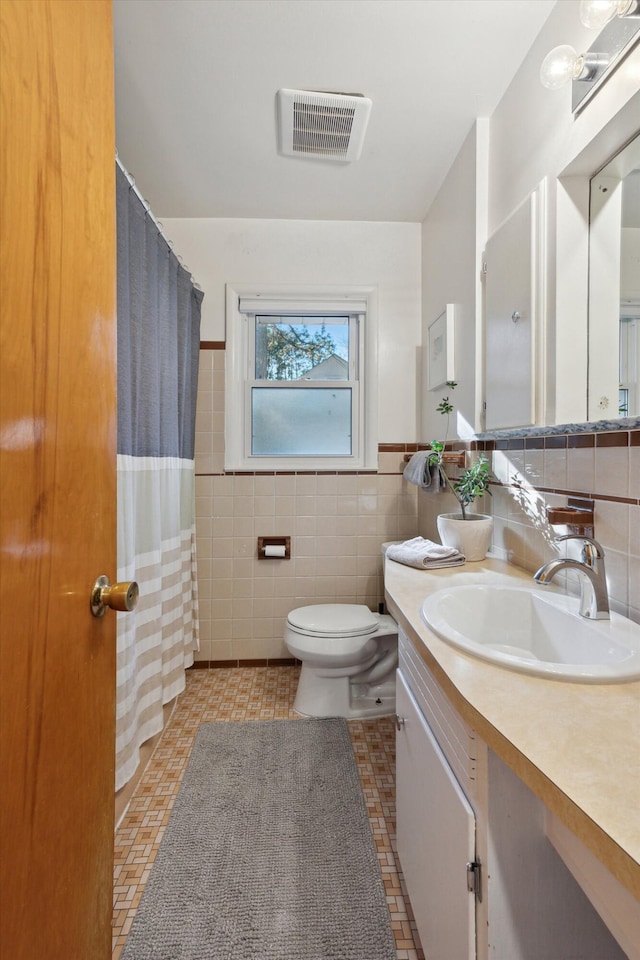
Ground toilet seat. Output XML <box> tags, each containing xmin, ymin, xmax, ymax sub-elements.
<box><xmin>286</xmin><ymin>603</ymin><xmax>379</xmax><ymax>638</ymax></box>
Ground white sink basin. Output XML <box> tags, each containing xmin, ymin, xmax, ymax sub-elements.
<box><xmin>420</xmin><ymin>585</ymin><xmax>640</xmax><ymax>683</ymax></box>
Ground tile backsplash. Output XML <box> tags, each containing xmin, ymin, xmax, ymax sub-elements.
<box><xmin>195</xmin><ymin>347</ymin><xmax>639</xmax><ymax>662</ymax></box>
<box><xmin>419</xmin><ymin>431</ymin><xmax>639</xmax><ymax>624</ymax></box>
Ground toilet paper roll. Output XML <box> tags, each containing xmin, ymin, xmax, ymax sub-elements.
<box><xmin>264</xmin><ymin>545</ymin><xmax>286</xmax><ymax>558</ymax></box>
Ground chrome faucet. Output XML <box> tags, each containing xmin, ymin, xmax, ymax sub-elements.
<box><xmin>533</xmin><ymin>535</ymin><xmax>610</xmax><ymax>620</ymax></box>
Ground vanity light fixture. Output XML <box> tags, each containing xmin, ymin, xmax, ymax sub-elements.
<box><xmin>540</xmin><ymin>0</ymin><xmax>640</xmax><ymax>113</ymax></box>
<box><xmin>579</xmin><ymin>0</ymin><xmax>637</xmax><ymax>29</ymax></box>
<box><xmin>539</xmin><ymin>45</ymin><xmax>607</xmax><ymax>89</ymax></box>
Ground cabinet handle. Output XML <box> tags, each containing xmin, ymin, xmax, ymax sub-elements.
<box><xmin>395</xmin><ymin>714</ymin><xmax>406</xmax><ymax>731</ymax></box>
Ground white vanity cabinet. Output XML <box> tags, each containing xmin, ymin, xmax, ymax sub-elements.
<box><xmin>396</xmin><ymin>669</ymin><xmax>476</xmax><ymax>959</ymax></box>
<box><xmin>396</xmin><ymin>629</ymin><xmax>479</xmax><ymax>959</ymax></box>
<box><xmin>396</xmin><ymin>627</ymin><xmax>629</xmax><ymax>960</ymax></box>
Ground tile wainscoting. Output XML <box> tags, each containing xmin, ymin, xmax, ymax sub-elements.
<box><xmin>195</xmin><ymin>345</ymin><xmax>639</xmax><ymax>662</ymax></box>
<box><xmin>194</xmin><ymin>347</ymin><xmax>420</xmax><ymax>663</ymax></box>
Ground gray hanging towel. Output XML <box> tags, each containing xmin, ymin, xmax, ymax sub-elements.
<box><xmin>403</xmin><ymin>451</ymin><xmax>444</xmax><ymax>492</ymax></box>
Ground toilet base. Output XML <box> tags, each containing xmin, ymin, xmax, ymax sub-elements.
<box><xmin>293</xmin><ymin>665</ymin><xmax>396</xmax><ymax>720</ymax></box>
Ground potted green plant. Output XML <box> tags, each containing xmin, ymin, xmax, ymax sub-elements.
<box><xmin>429</xmin><ymin>382</ymin><xmax>493</xmax><ymax>561</ymax></box>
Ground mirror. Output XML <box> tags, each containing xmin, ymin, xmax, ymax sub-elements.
<box><xmin>484</xmin><ymin>189</ymin><xmax>540</xmax><ymax>430</ymax></box>
<box><xmin>588</xmin><ymin>132</ymin><xmax>640</xmax><ymax>421</ymax></box>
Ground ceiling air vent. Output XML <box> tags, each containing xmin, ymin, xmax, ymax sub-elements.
<box><xmin>277</xmin><ymin>88</ymin><xmax>372</xmax><ymax>162</ymax></box>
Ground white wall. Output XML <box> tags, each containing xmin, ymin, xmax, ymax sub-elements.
<box><xmin>162</xmin><ymin>218</ymin><xmax>421</xmax><ymax>442</ymax></box>
<box><xmin>165</xmin><ymin>2</ymin><xmax>639</xmax><ymax>441</ymax></box>
<box><xmin>422</xmin><ymin>0</ymin><xmax>640</xmax><ymax>431</ymax></box>
<box><xmin>489</xmin><ymin>2</ymin><xmax>640</xmax><ymax>236</ymax></box>
<box><xmin>621</xmin><ymin>227</ymin><xmax>640</xmax><ymax>299</ymax></box>
<box><xmin>489</xmin><ymin>0</ymin><xmax>640</xmax><ymax>427</ymax></box>
<box><xmin>418</xmin><ymin>0</ymin><xmax>639</xmax><ymax>620</ymax></box>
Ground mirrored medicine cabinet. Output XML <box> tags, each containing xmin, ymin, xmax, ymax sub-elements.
<box><xmin>483</xmin><ymin>108</ymin><xmax>640</xmax><ymax>436</ymax></box>
<box><xmin>588</xmin><ymin>131</ymin><xmax>640</xmax><ymax>422</ymax></box>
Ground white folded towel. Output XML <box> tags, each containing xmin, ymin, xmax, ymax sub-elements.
<box><xmin>403</xmin><ymin>451</ymin><xmax>444</xmax><ymax>492</ymax></box>
<box><xmin>386</xmin><ymin>536</ymin><xmax>465</xmax><ymax>569</ymax></box>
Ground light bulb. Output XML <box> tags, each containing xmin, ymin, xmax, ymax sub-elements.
<box><xmin>540</xmin><ymin>45</ymin><xmax>584</xmax><ymax>89</ymax></box>
<box><xmin>579</xmin><ymin>0</ymin><xmax>633</xmax><ymax>28</ymax></box>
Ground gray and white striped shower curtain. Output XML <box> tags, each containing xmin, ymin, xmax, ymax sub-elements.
<box><xmin>115</xmin><ymin>164</ymin><xmax>203</xmax><ymax>790</ymax></box>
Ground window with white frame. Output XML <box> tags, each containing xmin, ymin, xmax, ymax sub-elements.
<box><xmin>225</xmin><ymin>285</ymin><xmax>378</xmax><ymax>471</ymax></box>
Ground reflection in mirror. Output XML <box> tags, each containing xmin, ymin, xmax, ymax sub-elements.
<box><xmin>588</xmin><ymin>132</ymin><xmax>640</xmax><ymax>421</ymax></box>
<box><xmin>620</xmin><ymin>165</ymin><xmax>640</xmax><ymax>416</ymax></box>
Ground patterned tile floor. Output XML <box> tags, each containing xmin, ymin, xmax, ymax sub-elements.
<box><xmin>113</xmin><ymin>666</ymin><xmax>424</xmax><ymax>959</ymax></box>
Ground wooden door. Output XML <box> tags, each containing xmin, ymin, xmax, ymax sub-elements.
<box><xmin>0</xmin><ymin>2</ymin><xmax>117</xmax><ymax>957</ymax></box>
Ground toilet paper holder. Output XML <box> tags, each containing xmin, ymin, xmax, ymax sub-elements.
<box><xmin>257</xmin><ymin>536</ymin><xmax>291</xmax><ymax>559</ymax></box>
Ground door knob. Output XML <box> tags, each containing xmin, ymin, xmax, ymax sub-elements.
<box><xmin>90</xmin><ymin>575</ymin><xmax>139</xmax><ymax>617</ymax></box>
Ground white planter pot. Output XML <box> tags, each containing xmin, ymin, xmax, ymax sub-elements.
<box><xmin>436</xmin><ymin>512</ymin><xmax>493</xmax><ymax>562</ymax></box>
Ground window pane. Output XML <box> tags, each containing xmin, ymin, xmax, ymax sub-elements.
<box><xmin>255</xmin><ymin>316</ymin><xmax>350</xmax><ymax>381</ymax></box>
<box><xmin>251</xmin><ymin>387</ymin><xmax>352</xmax><ymax>455</ymax></box>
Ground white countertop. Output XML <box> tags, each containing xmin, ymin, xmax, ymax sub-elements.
<box><xmin>384</xmin><ymin>555</ymin><xmax>640</xmax><ymax>901</ymax></box>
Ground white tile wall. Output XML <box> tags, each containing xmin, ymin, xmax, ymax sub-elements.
<box><xmin>595</xmin><ymin>444</ymin><xmax>629</xmax><ymax>500</ymax></box>
<box><xmin>194</xmin><ymin>348</ymin><xmax>419</xmax><ymax>661</ymax></box>
<box><xmin>419</xmin><ymin>435</ymin><xmax>640</xmax><ymax>623</ymax></box>
<box><xmin>196</xmin><ymin>348</ymin><xmax>640</xmax><ymax>656</ymax></box>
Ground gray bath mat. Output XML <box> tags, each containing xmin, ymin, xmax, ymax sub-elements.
<box><xmin>121</xmin><ymin>718</ymin><xmax>396</xmax><ymax>959</ymax></box>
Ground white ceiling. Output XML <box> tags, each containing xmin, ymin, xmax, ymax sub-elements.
<box><xmin>113</xmin><ymin>0</ymin><xmax>555</xmax><ymax>223</ymax></box>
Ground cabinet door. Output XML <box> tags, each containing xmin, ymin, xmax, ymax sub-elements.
<box><xmin>396</xmin><ymin>670</ymin><xmax>476</xmax><ymax>960</ymax></box>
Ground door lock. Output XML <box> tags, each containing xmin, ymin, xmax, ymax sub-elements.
<box><xmin>90</xmin><ymin>575</ymin><xmax>139</xmax><ymax>617</ymax></box>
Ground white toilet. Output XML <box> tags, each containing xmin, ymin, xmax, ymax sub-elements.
<box><xmin>284</xmin><ymin>603</ymin><xmax>398</xmax><ymax>719</ymax></box>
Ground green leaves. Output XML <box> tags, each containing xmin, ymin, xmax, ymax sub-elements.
<box><xmin>453</xmin><ymin>456</ymin><xmax>491</xmax><ymax>506</ymax></box>
<box><xmin>430</xmin><ymin>382</ymin><xmax>492</xmax><ymax>519</ymax></box>
<box><xmin>259</xmin><ymin>321</ymin><xmax>341</xmax><ymax>380</ymax></box>
<box><xmin>436</xmin><ymin>382</ymin><xmax>457</xmax><ymax>416</ymax></box>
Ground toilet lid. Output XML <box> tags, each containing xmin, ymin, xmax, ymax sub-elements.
<box><xmin>287</xmin><ymin>604</ymin><xmax>378</xmax><ymax>638</ymax></box>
